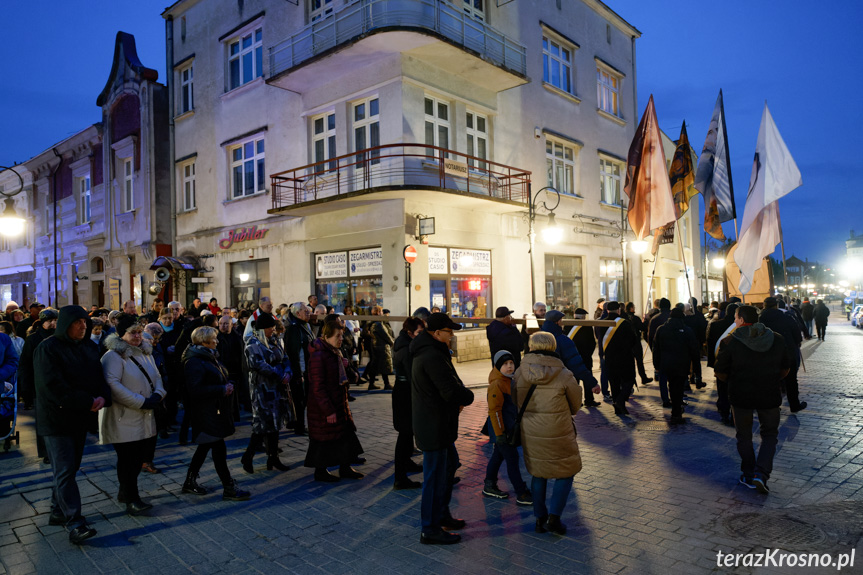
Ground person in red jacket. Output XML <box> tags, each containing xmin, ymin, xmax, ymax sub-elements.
<box><xmin>304</xmin><ymin>320</ymin><xmax>364</xmax><ymax>482</ymax></box>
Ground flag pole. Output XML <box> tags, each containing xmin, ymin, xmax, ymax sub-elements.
<box><xmin>676</xmin><ymin>220</ymin><xmax>694</xmax><ymax>302</ymax></box>
<box><xmin>719</xmin><ymin>89</ymin><xmax>739</xmax><ymax>241</ymax></box>
<box><xmin>776</xmin><ymin>204</ymin><xmax>790</xmax><ymax>290</ymax></box>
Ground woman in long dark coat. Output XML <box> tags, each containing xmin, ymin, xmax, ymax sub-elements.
<box><xmin>370</xmin><ymin>306</ymin><xmax>394</xmax><ymax>390</ymax></box>
<box><xmin>182</xmin><ymin>326</ymin><xmax>249</xmax><ymax>501</ymax></box>
<box><xmin>391</xmin><ymin>317</ymin><xmax>424</xmax><ymax>489</ymax></box>
<box><xmin>241</xmin><ymin>313</ymin><xmax>292</xmax><ymax>473</ymax></box>
<box><xmin>305</xmin><ymin>320</ymin><xmax>363</xmax><ymax>482</ymax></box>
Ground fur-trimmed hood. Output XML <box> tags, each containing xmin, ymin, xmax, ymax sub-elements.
<box><xmin>103</xmin><ymin>332</ymin><xmax>153</xmax><ymax>358</ymax></box>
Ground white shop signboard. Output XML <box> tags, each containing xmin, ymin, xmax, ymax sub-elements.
<box><xmin>428</xmin><ymin>247</ymin><xmax>448</xmax><ymax>274</ymax></box>
<box><xmin>315</xmin><ymin>252</ymin><xmax>348</xmax><ymax>279</ymax></box>
<box><xmin>449</xmin><ymin>248</ymin><xmax>491</xmax><ymax>275</ymax></box>
<box><xmin>349</xmin><ymin>247</ymin><xmax>383</xmax><ymax>277</ymax></box>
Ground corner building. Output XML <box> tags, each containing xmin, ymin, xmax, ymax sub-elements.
<box><xmin>164</xmin><ymin>0</ymin><xmax>644</xmax><ymax>341</ymax></box>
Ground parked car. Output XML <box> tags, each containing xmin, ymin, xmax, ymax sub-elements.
<box><xmin>852</xmin><ymin>305</ymin><xmax>863</xmax><ymax>327</ymax></box>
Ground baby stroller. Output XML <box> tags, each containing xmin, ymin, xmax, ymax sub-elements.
<box><xmin>1</xmin><ymin>379</ymin><xmax>19</xmax><ymax>452</ymax></box>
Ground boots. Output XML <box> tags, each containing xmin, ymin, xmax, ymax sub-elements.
<box><xmin>182</xmin><ymin>471</ymin><xmax>207</xmax><ymax>495</ymax></box>
<box><xmin>382</xmin><ymin>376</ymin><xmax>393</xmax><ymax>391</ymax></box>
<box><xmin>266</xmin><ymin>433</ymin><xmax>288</xmax><ymax>471</ymax></box>
<box><xmin>546</xmin><ymin>514</ymin><xmax>567</xmax><ymax>535</ymax></box>
<box><xmin>242</xmin><ymin>434</ymin><xmax>262</xmax><ymax>473</ymax></box>
<box><xmin>222</xmin><ymin>479</ymin><xmax>251</xmax><ymax>501</ymax></box>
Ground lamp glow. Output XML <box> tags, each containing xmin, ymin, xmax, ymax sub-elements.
<box><xmin>630</xmin><ymin>240</ymin><xmax>649</xmax><ymax>254</ymax></box>
<box><xmin>711</xmin><ymin>257</ymin><xmax>726</xmax><ymax>268</ymax></box>
<box><xmin>239</xmin><ymin>273</ymin><xmax>250</xmax><ymax>282</ymax></box>
<box><xmin>0</xmin><ymin>199</ymin><xmax>25</xmax><ymax>237</ymax></box>
<box><xmin>540</xmin><ymin>212</ymin><xmax>563</xmax><ymax>245</ymax></box>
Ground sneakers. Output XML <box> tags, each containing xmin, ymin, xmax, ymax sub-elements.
<box><xmin>69</xmin><ymin>524</ymin><xmax>97</xmax><ymax>545</ymax></box>
<box><xmin>739</xmin><ymin>475</ymin><xmax>756</xmax><ymax>489</ymax></box>
<box><xmin>602</xmin><ymin>394</ymin><xmax>613</xmax><ymax>403</ymax></box>
<box><xmin>752</xmin><ymin>475</ymin><xmax>770</xmax><ymax>494</ymax></box>
<box><xmin>516</xmin><ymin>491</ymin><xmax>533</xmax><ymax>506</ymax></box>
<box><xmin>482</xmin><ymin>483</ymin><xmax>509</xmax><ymax>499</ymax></box>
<box><xmin>790</xmin><ymin>401</ymin><xmax>808</xmax><ymax>413</ymax></box>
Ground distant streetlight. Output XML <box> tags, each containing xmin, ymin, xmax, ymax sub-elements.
<box><xmin>0</xmin><ymin>198</ymin><xmax>26</xmax><ymax>237</ymax></box>
<box><xmin>711</xmin><ymin>257</ymin><xmax>726</xmax><ymax>269</ymax></box>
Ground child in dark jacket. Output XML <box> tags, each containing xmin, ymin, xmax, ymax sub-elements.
<box><xmin>483</xmin><ymin>351</ymin><xmax>532</xmax><ymax>504</ymax></box>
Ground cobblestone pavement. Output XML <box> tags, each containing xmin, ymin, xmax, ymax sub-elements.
<box><xmin>2</xmin><ymin>322</ymin><xmax>862</xmax><ymax>575</ymax></box>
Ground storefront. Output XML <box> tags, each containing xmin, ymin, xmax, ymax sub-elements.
<box><xmin>544</xmin><ymin>254</ymin><xmax>583</xmax><ymax>316</ymax></box>
<box><xmin>313</xmin><ymin>247</ymin><xmax>383</xmax><ymax>313</ymax></box>
<box><xmin>428</xmin><ymin>247</ymin><xmax>492</xmax><ymax>326</ymax></box>
<box><xmin>230</xmin><ymin>259</ymin><xmax>270</xmax><ymax>308</ymax></box>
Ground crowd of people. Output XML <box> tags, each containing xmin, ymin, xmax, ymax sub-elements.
<box><xmin>0</xmin><ymin>290</ymin><xmax>828</xmax><ymax>545</ymax></box>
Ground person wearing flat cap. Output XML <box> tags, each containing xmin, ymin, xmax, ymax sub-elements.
<box><xmin>487</xmin><ymin>306</ymin><xmax>523</xmax><ymax>368</ymax></box>
<box><xmin>411</xmin><ymin>312</ymin><xmax>474</xmax><ymax>545</ymax></box>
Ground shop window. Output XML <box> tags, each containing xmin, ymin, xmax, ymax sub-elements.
<box><xmin>599</xmin><ymin>258</ymin><xmax>623</xmax><ymax>302</ymax></box>
<box><xmin>227</xmin><ymin>27</ymin><xmax>263</xmax><ymax>91</ymax></box>
<box><xmin>230</xmin><ymin>259</ymin><xmax>270</xmax><ymax>308</ymax></box>
<box><xmin>428</xmin><ymin>247</ymin><xmax>492</xmax><ymax>328</ymax></box>
<box><xmin>545</xmin><ymin>254</ymin><xmax>583</xmax><ymax>316</ymax></box>
<box><xmin>313</xmin><ymin>249</ymin><xmax>383</xmax><ymax>313</ymax></box>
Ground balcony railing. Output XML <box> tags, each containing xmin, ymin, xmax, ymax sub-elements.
<box><xmin>270</xmin><ymin>143</ymin><xmax>531</xmax><ymax>210</ymax></box>
<box><xmin>269</xmin><ymin>0</ymin><xmax>527</xmax><ymax>78</ymax></box>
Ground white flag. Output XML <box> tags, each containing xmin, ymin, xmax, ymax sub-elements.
<box><xmin>734</xmin><ymin>104</ymin><xmax>802</xmax><ymax>295</ymax></box>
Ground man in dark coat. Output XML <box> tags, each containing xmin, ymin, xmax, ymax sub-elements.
<box><xmin>486</xmin><ymin>306</ymin><xmax>523</xmax><ymax>368</ymax></box>
<box><xmin>596</xmin><ymin>302</ymin><xmax>638</xmax><ymax>415</ymax></box>
<box><xmin>813</xmin><ymin>299</ymin><xmax>830</xmax><ymax>341</ymax></box>
<box><xmin>714</xmin><ymin>305</ymin><xmax>791</xmax><ymax>494</ymax></box>
<box><xmin>569</xmin><ymin>308</ymin><xmax>600</xmax><ymax>406</ymax></box>
<box><xmin>624</xmin><ymin>302</ymin><xmax>653</xmax><ymax>385</ymax></box>
<box><xmin>683</xmin><ymin>298</ymin><xmax>708</xmax><ymax>389</ymax></box>
<box><xmin>760</xmin><ymin>297</ymin><xmax>806</xmax><ymax>412</ymax></box>
<box><xmin>411</xmin><ymin>313</ymin><xmax>474</xmax><ymax>545</ymax></box>
<box><xmin>799</xmin><ymin>298</ymin><xmax>814</xmax><ymax>338</ymax></box>
<box><xmin>16</xmin><ymin>302</ymin><xmax>44</xmax><ymax>338</ymax></box>
<box><xmin>392</xmin><ymin>317</ymin><xmax>424</xmax><ymax>490</ymax></box>
<box><xmin>653</xmin><ymin>307</ymin><xmax>701</xmax><ymax>423</ymax></box>
<box><xmin>34</xmin><ymin>306</ymin><xmax>111</xmax><ymax>544</ymax></box>
<box><xmin>706</xmin><ymin>302</ymin><xmax>739</xmax><ymax>425</ymax></box>
<box><xmin>541</xmin><ymin>310</ymin><xmax>600</xmax><ymax>404</ymax></box>
<box><xmin>285</xmin><ymin>303</ymin><xmax>314</xmax><ymax>435</ymax></box>
<box><xmin>17</xmin><ymin>309</ymin><xmax>58</xmax><ymax>459</ymax></box>
<box><xmin>217</xmin><ymin>314</ymin><xmax>247</xmax><ymax>416</ymax></box>
<box><xmin>647</xmin><ymin>298</ymin><xmax>672</xmax><ymax>404</ymax></box>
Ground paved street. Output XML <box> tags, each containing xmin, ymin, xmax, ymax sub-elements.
<box><xmin>2</xmin><ymin>322</ymin><xmax>862</xmax><ymax>575</ymax></box>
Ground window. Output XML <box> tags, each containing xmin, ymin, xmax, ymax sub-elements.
<box><xmin>78</xmin><ymin>175</ymin><xmax>91</xmax><ymax>223</ymax></box>
<box><xmin>424</xmin><ymin>96</ymin><xmax>450</xmax><ymax>156</ymax></box>
<box><xmin>310</xmin><ymin>0</ymin><xmax>334</xmax><ymax>21</ymax></box>
<box><xmin>180</xmin><ymin>64</ymin><xmax>194</xmax><ymax>113</ymax></box>
<box><xmin>313</xmin><ymin>112</ymin><xmax>337</xmax><ymax>172</ymax></box>
<box><xmin>599</xmin><ymin>157</ymin><xmax>622</xmax><ymax>205</ymax></box>
<box><xmin>600</xmin><ymin>259</ymin><xmax>623</xmax><ymax>302</ymax></box>
<box><xmin>543</xmin><ymin>36</ymin><xmax>573</xmax><ymax>94</ymax></box>
<box><xmin>463</xmin><ymin>0</ymin><xmax>484</xmax><ymax>21</ymax></box>
<box><xmin>597</xmin><ymin>67</ymin><xmax>620</xmax><ymax>117</ymax></box>
<box><xmin>123</xmin><ymin>159</ymin><xmax>134</xmax><ymax>212</ymax></box>
<box><xmin>428</xmin><ymin>247</ymin><xmax>492</xmax><ymax>328</ymax></box>
<box><xmin>228</xmin><ymin>27</ymin><xmax>263</xmax><ymax>90</ymax></box>
<box><xmin>466</xmin><ymin>112</ymin><xmax>488</xmax><ymax>170</ymax></box>
<box><xmin>545</xmin><ymin>254</ymin><xmax>583</xmax><ymax>316</ymax></box>
<box><xmin>546</xmin><ymin>139</ymin><xmax>577</xmax><ymax>196</ymax></box>
<box><xmin>230</xmin><ymin>137</ymin><xmax>266</xmax><ymax>198</ymax></box>
<box><xmin>353</xmin><ymin>97</ymin><xmax>380</xmax><ymax>166</ymax></box>
<box><xmin>182</xmin><ymin>162</ymin><xmax>196</xmax><ymax>210</ymax></box>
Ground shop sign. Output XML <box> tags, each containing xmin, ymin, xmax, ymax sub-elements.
<box><xmin>450</xmin><ymin>248</ymin><xmax>491</xmax><ymax>275</ymax></box>
<box><xmin>315</xmin><ymin>252</ymin><xmax>348</xmax><ymax>279</ymax></box>
<box><xmin>443</xmin><ymin>159</ymin><xmax>469</xmax><ymax>177</ymax></box>
<box><xmin>349</xmin><ymin>247</ymin><xmax>383</xmax><ymax>277</ymax></box>
<box><xmin>219</xmin><ymin>225</ymin><xmax>269</xmax><ymax>250</ymax></box>
<box><xmin>428</xmin><ymin>247</ymin><xmax>448</xmax><ymax>274</ymax></box>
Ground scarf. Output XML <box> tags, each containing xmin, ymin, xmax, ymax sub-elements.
<box><xmin>323</xmin><ymin>339</ymin><xmax>349</xmax><ymax>387</ymax></box>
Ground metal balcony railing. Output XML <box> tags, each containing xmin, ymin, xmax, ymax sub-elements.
<box><xmin>269</xmin><ymin>0</ymin><xmax>527</xmax><ymax>78</ymax></box>
<box><xmin>270</xmin><ymin>143</ymin><xmax>531</xmax><ymax>210</ymax></box>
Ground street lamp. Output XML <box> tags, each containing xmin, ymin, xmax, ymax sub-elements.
<box><xmin>0</xmin><ymin>166</ymin><xmax>26</xmax><ymax>238</ymax></box>
<box><xmin>527</xmin><ymin>185</ymin><xmax>561</xmax><ymax>305</ymax></box>
<box><xmin>630</xmin><ymin>240</ymin><xmax>648</xmax><ymax>254</ymax></box>
<box><xmin>712</xmin><ymin>257</ymin><xmax>726</xmax><ymax>269</ymax></box>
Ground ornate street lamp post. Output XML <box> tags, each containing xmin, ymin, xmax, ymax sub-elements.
<box><xmin>527</xmin><ymin>185</ymin><xmax>561</xmax><ymax>305</ymax></box>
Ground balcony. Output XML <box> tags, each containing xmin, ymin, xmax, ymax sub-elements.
<box><xmin>268</xmin><ymin>0</ymin><xmax>527</xmax><ymax>93</ymax></box>
<box><xmin>269</xmin><ymin>143</ymin><xmax>530</xmax><ymax>213</ymax></box>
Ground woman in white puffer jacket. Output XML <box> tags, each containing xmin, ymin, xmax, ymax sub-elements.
<box><xmin>99</xmin><ymin>319</ymin><xmax>165</xmax><ymax>516</ymax></box>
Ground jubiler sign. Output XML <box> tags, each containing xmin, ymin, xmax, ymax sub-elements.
<box><xmin>219</xmin><ymin>226</ymin><xmax>269</xmax><ymax>249</ymax></box>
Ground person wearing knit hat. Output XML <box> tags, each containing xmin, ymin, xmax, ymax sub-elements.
<box><xmin>251</xmin><ymin>312</ymin><xmax>276</xmax><ymax>330</ymax></box>
<box><xmin>115</xmin><ymin>313</ymin><xmax>139</xmax><ymax>338</ymax></box>
<box><xmin>482</xmin><ymin>350</ymin><xmax>531</xmax><ymax>504</ymax></box>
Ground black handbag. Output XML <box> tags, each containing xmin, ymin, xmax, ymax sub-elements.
<box><xmin>128</xmin><ymin>356</ymin><xmax>166</xmax><ymax>418</ymax></box>
<box><xmin>498</xmin><ymin>384</ymin><xmax>537</xmax><ymax>447</ymax></box>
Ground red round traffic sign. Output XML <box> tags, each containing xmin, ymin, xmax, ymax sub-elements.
<box><xmin>403</xmin><ymin>245</ymin><xmax>417</xmax><ymax>264</ymax></box>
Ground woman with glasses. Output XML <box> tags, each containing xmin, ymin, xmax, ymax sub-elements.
<box><xmin>99</xmin><ymin>321</ymin><xmax>165</xmax><ymax>515</ymax></box>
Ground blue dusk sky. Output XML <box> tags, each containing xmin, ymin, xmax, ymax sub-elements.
<box><xmin>1</xmin><ymin>0</ymin><xmax>860</xmax><ymax>265</ymax></box>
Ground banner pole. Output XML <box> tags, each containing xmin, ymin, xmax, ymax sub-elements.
<box><xmin>676</xmin><ymin>220</ymin><xmax>694</xmax><ymax>303</ymax></box>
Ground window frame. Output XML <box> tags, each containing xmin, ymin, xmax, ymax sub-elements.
<box><xmin>463</xmin><ymin>0</ymin><xmax>485</xmax><ymax>21</ymax></box>
<box><xmin>599</xmin><ymin>258</ymin><xmax>624</xmax><ymax>301</ymax></box>
<box><xmin>596</xmin><ymin>65</ymin><xmax>621</xmax><ymax>117</ymax></box>
<box><xmin>312</xmin><ymin>111</ymin><xmax>337</xmax><ymax>173</ymax></box>
<box><xmin>181</xmin><ymin>160</ymin><xmax>197</xmax><ymax>211</ymax></box>
<box><xmin>424</xmin><ymin>95</ymin><xmax>451</xmax><ymax>156</ymax></box>
<box><xmin>229</xmin><ymin>136</ymin><xmax>266</xmax><ymax>199</ymax></box>
<box><xmin>123</xmin><ymin>159</ymin><xmax>134</xmax><ymax>213</ymax></box>
<box><xmin>310</xmin><ymin>0</ymin><xmax>334</xmax><ymax>22</ymax></box>
<box><xmin>542</xmin><ymin>34</ymin><xmax>575</xmax><ymax>95</ymax></box>
<box><xmin>546</xmin><ymin>137</ymin><xmax>579</xmax><ymax>196</ymax></box>
<box><xmin>227</xmin><ymin>26</ymin><xmax>263</xmax><ymax>91</ymax></box>
<box><xmin>353</xmin><ymin>96</ymin><xmax>380</xmax><ymax>167</ymax></box>
<box><xmin>179</xmin><ymin>63</ymin><xmax>194</xmax><ymax>114</ymax></box>
<box><xmin>78</xmin><ymin>174</ymin><xmax>92</xmax><ymax>224</ymax></box>
<box><xmin>599</xmin><ymin>156</ymin><xmax>623</xmax><ymax>206</ymax></box>
<box><xmin>465</xmin><ymin>111</ymin><xmax>488</xmax><ymax>170</ymax></box>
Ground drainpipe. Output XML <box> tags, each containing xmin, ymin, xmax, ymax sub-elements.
<box><xmin>166</xmin><ymin>16</ymin><xmax>177</xmax><ymax>258</ymax></box>
<box><xmin>50</xmin><ymin>148</ymin><xmax>61</xmax><ymax>307</ymax></box>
